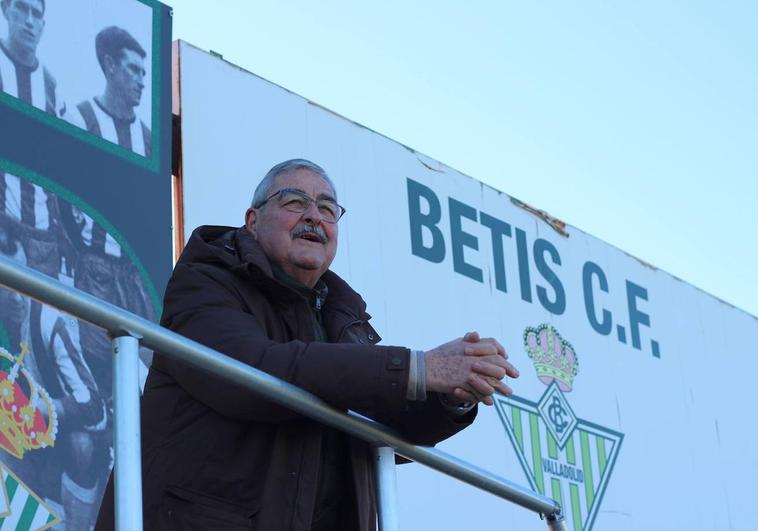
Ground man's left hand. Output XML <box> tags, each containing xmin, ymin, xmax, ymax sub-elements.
<box><xmin>452</xmin><ymin>331</ymin><xmax>519</xmax><ymax>404</ymax></box>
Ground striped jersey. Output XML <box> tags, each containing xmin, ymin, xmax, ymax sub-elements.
<box><xmin>0</xmin><ymin>172</ymin><xmax>52</xmax><ymax>231</ymax></box>
<box><xmin>0</xmin><ymin>42</ymin><xmax>64</xmax><ymax>116</ymax></box>
<box><xmin>72</xmin><ymin>98</ymin><xmax>151</xmax><ymax>157</ymax></box>
<box><xmin>0</xmin><ymin>172</ymin><xmax>121</xmax><ymax>263</ymax></box>
<box><xmin>76</xmin><ymin>209</ymin><xmax>122</xmax><ymax>259</ymax></box>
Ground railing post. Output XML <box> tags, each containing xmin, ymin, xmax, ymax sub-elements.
<box><xmin>373</xmin><ymin>446</ymin><xmax>400</xmax><ymax>531</ymax></box>
<box><xmin>112</xmin><ymin>334</ymin><xmax>143</xmax><ymax>531</ymax></box>
<box><xmin>545</xmin><ymin>512</ymin><xmax>568</xmax><ymax>530</ymax></box>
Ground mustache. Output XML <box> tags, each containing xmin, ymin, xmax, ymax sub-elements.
<box><xmin>291</xmin><ymin>224</ymin><xmax>328</xmax><ymax>243</ymax></box>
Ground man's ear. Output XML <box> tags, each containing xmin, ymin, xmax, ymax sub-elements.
<box><xmin>103</xmin><ymin>54</ymin><xmax>115</xmax><ymax>77</ymax></box>
<box><xmin>244</xmin><ymin>208</ymin><xmax>258</xmax><ymax>238</ymax></box>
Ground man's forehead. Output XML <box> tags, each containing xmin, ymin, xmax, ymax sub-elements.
<box><xmin>9</xmin><ymin>0</ymin><xmax>44</xmax><ymax>11</ymax></box>
<box><xmin>121</xmin><ymin>48</ymin><xmax>145</xmax><ymax>64</ymax></box>
<box><xmin>273</xmin><ymin>169</ymin><xmax>335</xmax><ymax>198</ymax></box>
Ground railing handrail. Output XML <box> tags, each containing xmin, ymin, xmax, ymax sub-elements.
<box><xmin>0</xmin><ymin>255</ymin><xmax>564</xmax><ymax>525</ymax></box>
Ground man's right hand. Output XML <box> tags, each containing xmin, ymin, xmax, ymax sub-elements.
<box><xmin>424</xmin><ymin>333</ymin><xmax>518</xmax><ymax>406</ymax></box>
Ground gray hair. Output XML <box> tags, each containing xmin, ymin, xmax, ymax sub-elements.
<box><xmin>251</xmin><ymin>159</ymin><xmax>336</xmax><ymax>208</ymax></box>
<box><xmin>1</xmin><ymin>0</ymin><xmax>46</xmax><ymax>14</ymax></box>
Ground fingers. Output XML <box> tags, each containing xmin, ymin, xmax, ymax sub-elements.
<box><xmin>426</xmin><ymin>340</ymin><xmax>517</xmax><ymax>402</ymax></box>
<box><xmin>469</xmin><ymin>357</ymin><xmax>518</xmax><ymax>398</ymax></box>
<box><xmin>472</xmin><ymin>355</ymin><xmax>519</xmax><ymax>378</ymax></box>
<box><xmin>452</xmin><ymin>387</ymin><xmax>477</xmax><ymax>403</ymax></box>
<box><xmin>463</xmin><ymin>341</ymin><xmax>499</xmax><ymax>357</ymax></box>
<box><xmin>465</xmin><ymin>374</ymin><xmax>501</xmax><ymax>404</ymax></box>
<box><xmin>491</xmin><ymin>377</ymin><xmax>513</xmax><ymax>397</ymax></box>
<box><xmin>477</xmin><ymin>337</ymin><xmax>506</xmax><ymax>358</ymax></box>
<box><xmin>450</xmin><ymin>387</ymin><xmax>491</xmax><ymax>406</ymax></box>
<box><xmin>492</xmin><ymin>339</ymin><xmax>507</xmax><ymax>358</ymax></box>
<box><xmin>454</xmin><ymin>378</ymin><xmax>512</xmax><ymax>405</ymax></box>
<box><xmin>466</xmin><ymin>373</ymin><xmax>514</xmax><ymax>400</ymax></box>
<box><xmin>471</xmin><ymin>356</ymin><xmax>519</xmax><ymax>377</ymax></box>
<box><xmin>471</xmin><ymin>360</ymin><xmax>507</xmax><ymax>379</ymax></box>
<box><xmin>462</xmin><ymin>336</ymin><xmax>508</xmax><ymax>358</ymax></box>
<box><xmin>460</xmin><ymin>384</ymin><xmax>494</xmax><ymax>406</ymax></box>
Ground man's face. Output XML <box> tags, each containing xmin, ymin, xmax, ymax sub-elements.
<box><xmin>246</xmin><ymin>169</ymin><xmax>339</xmax><ymax>287</ymax></box>
<box><xmin>2</xmin><ymin>0</ymin><xmax>45</xmax><ymax>55</ymax></box>
<box><xmin>107</xmin><ymin>48</ymin><xmax>146</xmax><ymax>108</ymax></box>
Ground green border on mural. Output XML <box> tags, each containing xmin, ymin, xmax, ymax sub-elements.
<box><xmin>0</xmin><ymin>0</ymin><xmax>164</xmax><ymax>173</ymax></box>
<box><xmin>0</xmin><ymin>158</ymin><xmax>163</xmax><ymax>316</ymax></box>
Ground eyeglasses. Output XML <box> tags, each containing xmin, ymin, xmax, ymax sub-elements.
<box><xmin>255</xmin><ymin>188</ymin><xmax>346</xmax><ymax>223</ymax></box>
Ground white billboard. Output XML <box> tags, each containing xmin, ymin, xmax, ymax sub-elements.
<box><xmin>174</xmin><ymin>40</ymin><xmax>757</xmax><ymax>531</ymax></box>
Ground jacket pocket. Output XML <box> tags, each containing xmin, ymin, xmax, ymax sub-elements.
<box><xmin>157</xmin><ymin>485</ymin><xmax>258</xmax><ymax>530</ymax></box>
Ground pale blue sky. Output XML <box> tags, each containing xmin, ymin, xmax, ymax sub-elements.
<box><xmin>165</xmin><ymin>0</ymin><xmax>757</xmax><ymax>317</ymax></box>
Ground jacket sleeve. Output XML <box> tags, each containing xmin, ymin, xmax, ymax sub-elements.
<box><xmin>356</xmin><ymin>392</ymin><xmax>477</xmax><ymax>447</ymax></box>
<box><xmin>329</xmin><ymin>319</ymin><xmax>477</xmax><ymax>445</ymax></box>
<box><xmin>153</xmin><ymin>263</ymin><xmax>413</xmax><ymax>423</ymax></box>
<box><xmin>40</xmin><ymin>306</ymin><xmax>105</xmax><ymax>429</ymax></box>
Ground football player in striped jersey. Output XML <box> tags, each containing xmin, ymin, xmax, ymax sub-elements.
<box><xmin>70</xmin><ymin>26</ymin><xmax>151</xmax><ymax>157</ymax></box>
<box><xmin>0</xmin><ymin>0</ymin><xmax>65</xmax><ymax>116</ymax></box>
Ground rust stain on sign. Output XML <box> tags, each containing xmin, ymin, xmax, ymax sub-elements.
<box><xmin>510</xmin><ymin>197</ymin><xmax>569</xmax><ymax>237</ymax></box>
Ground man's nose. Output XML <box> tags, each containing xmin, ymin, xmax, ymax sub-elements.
<box><xmin>301</xmin><ymin>201</ymin><xmax>324</xmax><ymax>223</ymax></box>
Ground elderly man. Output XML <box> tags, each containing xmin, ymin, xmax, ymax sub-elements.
<box><xmin>70</xmin><ymin>26</ymin><xmax>150</xmax><ymax>156</ymax></box>
<box><xmin>0</xmin><ymin>0</ymin><xmax>64</xmax><ymax>115</ymax></box>
<box><xmin>95</xmin><ymin>159</ymin><xmax>518</xmax><ymax>531</ymax></box>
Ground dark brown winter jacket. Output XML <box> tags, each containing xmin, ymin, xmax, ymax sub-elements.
<box><xmin>95</xmin><ymin>225</ymin><xmax>476</xmax><ymax>530</ymax></box>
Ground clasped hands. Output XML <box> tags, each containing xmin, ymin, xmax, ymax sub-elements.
<box><xmin>424</xmin><ymin>331</ymin><xmax>519</xmax><ymax>406</ymax></box>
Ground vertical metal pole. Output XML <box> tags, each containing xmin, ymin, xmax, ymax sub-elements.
<box><xmin>112</xmin><ymin>335</ymin><xmax>143</xmax><ymax>531</ymax></box>
<box><xmin>373</xmin><ymin>446</ymin><xmax>400</xmax><ymax>531</ymax></box>
<box><xmin>545</xmin><ymin>512</ymin><xmax>568</xmax><ymax>530</ymax></box>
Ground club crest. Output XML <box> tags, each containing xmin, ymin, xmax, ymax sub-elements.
<box><xmin>0</xmin><ymin>463</ymin><xmax>61</xmax><ymax>529</ymax></box>
<box><xmin>494</xmin><ymin>324</ymin><xmax>623</xmax><ymax>531</ymax></box>
<box><xmin>0</xmin><ymin>345</ymin><xmax>58</xmax><ymax>459</ymax></box>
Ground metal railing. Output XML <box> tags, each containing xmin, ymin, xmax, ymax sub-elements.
<box><xmin>0</xmin><ymin>255</ymin><xmax>566</xmax><ymax>530</ymax></box>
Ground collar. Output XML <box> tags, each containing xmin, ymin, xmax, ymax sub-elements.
<box><xmin>0</xmin><ymin>40</ymin><xmax>38</xmax><ymax>71</ymax></box>
<box><xmin>181</xmin><ymin>225</ymin><xmax>369</xmax><ymax>319</ymax></box>
<box><xmin>94</xmin><ymin>96</ymin><xmax>136</xmax><ymax>124</ymax></box>
<box><xmin>270</xmin><ymin>263</ymin><xmax>329</xmax><ymax>311</ymax></box>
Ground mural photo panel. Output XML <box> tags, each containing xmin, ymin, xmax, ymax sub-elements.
<box><xmin>0</xmin><ymin>0</ymin><xmax>171</xmax><ymax>528</ymax></box>
<box><xmin>0</xmin><ymin>167</ymin><xmax>159</xmax><ymax>529</ymax></box>
<box><xmin>0</xmin><ymin>0</ymin><xmax>158</xmax><ymax>163</ymax></box>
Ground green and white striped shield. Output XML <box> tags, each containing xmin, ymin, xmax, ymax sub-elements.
<box><xmin>0</xmin><ymin>464</ymin><xmax>60</xmax><ymax>531</ymax></box>
<box><xmin>494</xmin><ymin>391</ymin><xmax>623</xmax><ymax>531</ymax></box>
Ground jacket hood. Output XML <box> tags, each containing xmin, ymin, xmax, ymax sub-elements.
<box><xmin>179</xmin><ymin>225</ymin><xmax>271</xmax><ymax>274</ymax></box>
<box><xmin>179</xmin><ymin>225</ymin><xmax>370</xmax><ymax>319</ymax></box>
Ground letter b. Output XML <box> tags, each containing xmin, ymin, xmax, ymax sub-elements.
<box><xmin>407</xmin><ymin>178</ymin><xmax>445</xmax><ymax>263</ymax></box>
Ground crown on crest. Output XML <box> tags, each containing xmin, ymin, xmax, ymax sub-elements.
<box><xmin>0</xmin><ymin>344</ymin><xmax>57</xmax><ymax>459</ymax></box>
<box><xmin>523</xmin><ymin>324</ymin><xmax>579</xmax><ymax>392</ymax></box>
